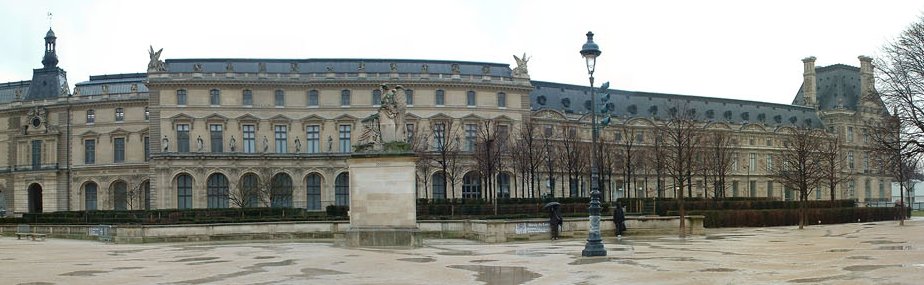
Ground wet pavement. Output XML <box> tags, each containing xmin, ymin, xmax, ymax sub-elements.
<box><xmin>3</xmin><ymin>218</ymin><xmax>924</xmax><ymax>284</ymax></box>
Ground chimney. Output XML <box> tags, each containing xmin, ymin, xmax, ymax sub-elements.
<box><xmin>802</xmin><ymin>56</ymin><xmax>817</xmax><ymax>107</ymax></box>
<box><xmin>858</xmin><ymin>55</ymin><xmax>874</xmax><ymax>101</ymax></box>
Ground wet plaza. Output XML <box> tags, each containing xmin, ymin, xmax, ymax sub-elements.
<box><xmin>2</xmin><ymin>218</ymin><xmax>924</xmax><ymax>285</ymax></box>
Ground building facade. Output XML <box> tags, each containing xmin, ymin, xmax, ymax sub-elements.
<box><xmin>0</xmin><ymin>30</ymin><xmax>893</xmax><ymax>215</ymax></box>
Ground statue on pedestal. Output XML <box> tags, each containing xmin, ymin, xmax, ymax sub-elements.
<box><xmin>356</xmin><ymin>84</ymin><xmax>408</xmax><ymax>152</ymax></box>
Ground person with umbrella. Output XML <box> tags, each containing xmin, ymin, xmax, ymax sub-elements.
<box><xmin>545</xmin><ymin>202</ymin><xmax>562</xmax><ymax>240</ymax></box>
<box><xmin>613</xmin><ymin>202</ymin><xmax>626</xmax><ymax>237</ymax></box>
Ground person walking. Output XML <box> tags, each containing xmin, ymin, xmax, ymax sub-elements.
<box><xmin>613</xmin><ymin>202</ymin><xmax>626</xmax><ymax>237</ymax></box>
<box><xmin>549</xmin><ymin>205</ymin><xmax>563</xmax><ymax>240</ymax></box>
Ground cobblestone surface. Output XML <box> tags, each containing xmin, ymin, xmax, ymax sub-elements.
<box><xmin>2</xmin><ymin>218</ymin><xmax>923</xmax><ymax>284</ymax></box>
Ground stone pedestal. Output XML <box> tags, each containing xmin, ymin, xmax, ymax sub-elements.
<box><xmin>344</xmin><ymin>153</ymin><xmax>420</xmax><ymax>248</ymax></box>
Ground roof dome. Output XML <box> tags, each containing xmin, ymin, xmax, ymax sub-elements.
<box><xmin>45</xmin><ymin>28</ymin><xmax>56</xmax><ymax>38</ymax></box>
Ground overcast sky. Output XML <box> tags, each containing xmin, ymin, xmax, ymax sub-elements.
<box><xmin>0</xmin><ymin>0</ymin><xmax>922</xmax><ymax>104</ymax></box>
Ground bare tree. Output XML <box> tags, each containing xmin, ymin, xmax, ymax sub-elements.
<box><xmin>869</xmin><ymin>112</ymin><xmax>918</xmax><ymax>225</ymax></box>
<box><xmin>702</xmin><ymin>129</ymin><xmax>735</xmax><ymax>200</ymax></box>
<box><xmin>818</xmin><ymin>134</ymin><xmax>853</xmax><ymax>201</ymax></box>
<box><xmin>616</xmin><ymin>126</ymin><xmax>641</xmax><ymax>200</ymax></box>
<box><xmin>513</xmin><ymin>119</ymin><xmax>543</xmax><ymax>198</ymax></box>
<box><xmin>412</xmin><ymin>126</ymin><xmax>434</xmax><ymax>200</ymax></box>
<box><xmin>542</xmin><ymin>126</ymin><xmax>559</xmax><ymax>198</ymax></box>
<box><xmin>558</xmin><ymin>124</ymin><xmax>587</xmax><ymax>197</ymax></box>
<box><xmin>771</xmin><ymin>127</ymin><xmax>825</xmax><ymax>229</ymax></box>
<box><xmin>125</xmin><ymin>174</ymin><xmax>149</xmax><ymax>210</ymax></box>
<box><xmin>875</xmin><ymin>16</ymin><xmax>924</xmax><ymax>158</ymax></box>
<box><xmin>661</xmin><ymin>105</ymin><xmax>701</xmax><ymax>237</ymax></box>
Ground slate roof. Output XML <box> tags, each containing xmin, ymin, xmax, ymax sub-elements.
<box><xmin>792</xmin><ymin>64</ymin><xmax>858</xmax><ymax>111</ymax></box>
<box><xmin>164</xmin><ymin>58</ymin><xmax>513</xmax><ymax>78</ymax></box>
<box><xmin>531</xmin><ymin>81</ymin><xmax>823</xmax><ymax>129</ymax></box>
<box><xmin>74</xmin><ymin>73</ymin><xmax>148</xmax><ymax>96</ymax></box>
<box><xmin>0</xmin><ymin>81</ymin><xmax>30</xmax><ymax>103</ymax></box>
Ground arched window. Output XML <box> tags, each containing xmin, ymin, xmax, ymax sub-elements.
<box><xmin>306</xmin><ymin>173</ymin><xmax>322</xmax><ymax>210</ymax></box>
<box><xmin>176</xmin><ymin>174</ymin><xmax>193</xmax><ymax>209</ymax></box>
<box><xmin>209</xmin><ymin>89</ymin><xmax>221</xmax><ymax>105</ymax></box>
<box><xmin>466</xmin><ymin>90</ymin><xmax>476</xmax><ymax>106</ymax></box>
<box><xmin>462</xmin><ymin>172</ymin><xmax>482</xmax><ymax>199</ymax></box>
<box><xmin>271</xmin><ymin>173</ymin><xmax>293</xmax><ymax>208</ymax></box>
<box><xmin>207</xmin><ymin>173</ymin><xmax>229</xmax><ymax>208</ymax></box>
<box><xmin>432</xmin><ymin>172</ymin><xmax>446</xmax><ymax>199</ymax></box>
<box><xmin>85</xmin><ymin>182</ymin><xmax>98</xmax><ymax>211</ymax></box>
<box><xmin>113</xmin><ymin>181</ymin><xmax>128</xmax><ymax>210</ymax></box>
<box><xmin>241</xmin><ymin>173</ymin><xmax>260</xmax><ymax>207</ymax></box>
<box><xmin>335</xmin><ymin>172</ymin><xmax>350</xmax><ymax>206</ymax></box>
<box><xmin>497</xmin><ymin>173</ymin><xmax>511</xmax><ymax>198</ymax></box>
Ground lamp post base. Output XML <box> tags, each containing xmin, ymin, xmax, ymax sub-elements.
<box><xmin>582</xmin><ymin>238</ymin><xmax>607</xmax><ymax>257</ymax></box>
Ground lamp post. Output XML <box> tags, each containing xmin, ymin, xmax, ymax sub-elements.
<box><xmin>581</xmin><ymin>31</ymin><xmax>606</xmax><ymax>257</ymax></box>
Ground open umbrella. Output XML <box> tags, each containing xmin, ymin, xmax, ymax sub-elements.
<box><xmin>543</xmin><ymin>202</ymin><xmax>561</xmax><ymax>209</ymax></box>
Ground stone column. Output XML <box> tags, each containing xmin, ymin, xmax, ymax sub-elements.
<box><xmin>802</xmin><ymin>56</ymin><xmax>817</xmax><ymax>108</ymax></box>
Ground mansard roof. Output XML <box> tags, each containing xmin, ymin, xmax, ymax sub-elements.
<box><xmin>530</xmin><ymin>81</ymin><xmax>823</xmax><ymax>129</ymax></box>
<box><xmin>75</xmin><ymin>73</ymin><xmax>148</xmax><ymax>96</ymax></box>
<box><xmin>0</xmin><ymin>81</ymin><xmax>30</xmax><ymax>103</ymax></box>
<box><xmin>163</xmin><ymin>58</ymin><xmax>513</xmax><ymax>78</ymax></box>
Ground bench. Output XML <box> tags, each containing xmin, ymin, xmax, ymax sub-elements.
<box><xmin>15</xmin><ymin>224</ymin><xmax>46</xmax><ymax>241</ymax></box>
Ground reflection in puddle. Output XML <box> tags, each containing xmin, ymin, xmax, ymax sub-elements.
<box><xmin>788</xmin><ymin>274</ymin><xmax>847</xmax><ymax>283</ymax></box>
<box><xmin>172</xmin><ymin>257</ymin><xmax>220</xmax><ymax>263</ymax></box>
<box><xmin>398</xmin><ymin>257</ymin><xmax>436</xmax><ymax>263</ymax></box>
<box><xmin>828</xmin><ymin>249</ymin><xmax>852</xmax><ymax>252</ymax></box>
<box><xmin>847</xmin><ymin>256</ymin><xmax>874</xmax><ymax>260</ymax></box>
<box><xmin>298</xmin><ymin>267</ymin><xmax>347</xmax><ymax>278</ymax></box>
<box><xmin>877</xmin><ymin>245</ymin><xmax>913</xmax><ymax>250</ymax></box>
<box><xmin>254</xmin><ymin>256</ymin><xmax>276</xmax><ymax>260</ymax></box>
<box><xmin>448</xmin><ymin>265</ymin><xmax>541</xmax><ymax>285</ymax></box>
<box><xmin>438</xmin><ymin>250</ymin><xmax>477</xmax><ymax>256</ymax></box>
<box><xmin>60</xmin><ymin>270</ymin><xmax>109</xmax><ymax>277</ymax></box>
<box><xmin>842</xmin><ymin>264</ymin><xmax>899</xmax><ymax>272</ymax></box>
<box><xmin>470</xmin><ymin>259</ymin><xmax>497</xmax><ymax>263</ymax></box>
<box><xmin>862</xmin><ymin>240</ymin><xmax>904</xmax><ymax>245</ymax></box>
<box><xmin>701</xmin><ymin>267</ymin><xmax>736</xmax><ymax>272</ymax></box>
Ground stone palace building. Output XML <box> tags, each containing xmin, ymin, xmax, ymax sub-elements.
<box><xmin>0</xmin><ymin>29</ymin><xmax>892</xmax><ymax>215</ymax></box>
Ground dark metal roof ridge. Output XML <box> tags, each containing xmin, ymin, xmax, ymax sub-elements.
<box><xmin>816</xmin><ymin>64</ymin><xmax>859</xmax><ymax>72</ymax></box>
<box><xmin>87</xmin><ymin>73</ymin><xmax>147</xmax><ymax>81</ymax></box>
<box><xmin>0</xmin><ymin>80</ymin><xmax>32</xmax><ymax>87</ymax></box>
<box><xmin>165</xmin><ymin>58</ymin><xmax>511</xmax><ymax>67</ymax></box>
<box><xmin>531</xmin><ymin>80</ymin><xmax>816</xmax><ymax>112</ymax></box>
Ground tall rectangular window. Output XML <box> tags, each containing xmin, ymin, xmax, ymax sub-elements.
<box><xmin>143</xmin><ymin>136</ymin><xmax>150</xmax><ymax>161</ymax></box>
<box><xmin>115</xmin><ymin>107</ymin><xmax>124</xmax><ymax>122</ymax></box>
<box><xmin>275</xmin><ymin>125</ymin><xmax>288</xmax><ymax>153</ymax></box>
<box><xmin>308</xmin><ymin>90</ymin><xmax>319</xmax><ymax>107</ymax></box>
<box><xmin>86</xmin><ymin>110</ymin><xmax>95</xmax><ymax>124</ymax></box>
<box><xmin>847</xmin><ymin>126</ymin><xmax>854</xmax><ymax>142</ymax></box>
<box><xmin>144</xmin><ymin>107</ymin><xmax>149</xmax><ymax>121</ymax></box>
<box><xmin>406</xmin><ymin>123</ymin><xmax>415</xmax><ymax>143</ymax></box>
<box><xmin>767</xmin><ymin>181</ymin><xmax>774</xmax><ymax>198</ymax></box>
<box><xmin>863</xmin><ymin>153</ymin><xmax>869</xmax><ymax>173</ymax></box>
<box><xmin>466</xmin><ymin>91</ymin><xmax>476</xmax><ymax>106</ymax></box>
<box><xmin>732</xmin><ymin>181</ymin><xmax>739</xmax><ymax>197</ymax></box>
<box><xmin>341</xmin><ymin>90</ymin><xmax>351</xmax><ymax>106</ymax></box>
<box><xmin>405</xmin><ymin>89</ymin><xmax>414</xmax><ymax>106</ymax></box>
<box><xmin>372</xmin><ymin>89</ymin><xmax>382</xmax><ymax>106</ymax></box>
<box><xmin>306</xmin><ymin>125</ymin><xmax>320</xmax><ymax>154</ymax></box>
<box><xmin>210</xmin><ymin>124</ymin><xmax>223</xmax><ymax>153</ymax></box>
<box><xmin>339</xmin><ymin>125</ymin><xmax>351</xmax><ymax>153</ymax></box>
<box><xmin>176</xmin><ymin>124</ymin><xmax>190</xmax><ymax>153</ymax></box>
<box><xmin>497</xmin><ymin>92</ymin><xmax>507</xmax><ymax>108</ymax></box>
<box><xmin>435</xmin><ymin>90</ymin><xmax>445</xmax><ymax>106</ymax></box>
<box><xmin>749</xmin><ymin>153</ymin><xmax>756</xmax><ymax>170</ymax></box>
<box><xmin>242</xmin><ymin>90</ymin><xmax>253</xmax><ymax>106</ymax></box>
<box><xmin>732</xmin><ymin>153</ymin><xmax>739</xmax><ymax>170</ymax></box>
<box><xmin>848</xmin><ymin>151</ymin><xmax>855</xmax><ymax>170</ymax></box>
<box><xmin>766</xmin><ymin>154</ymin><xmax>773</xmax><ymax>171</ymax></box>
<box><xmin>176</xmin><ymin>89</ymin><xmax>187</xmax><ymax>106</ymax></box>
<box><xmin>84</xmin><ymin>139</ymin><xmax>95</xmax><ymax>164</ymax></box>
<box><xmin>274</xmin><ymin>90</ymin><xmax>285</xmax><ymax>107</ymax></box>
<box><xmin>433</xmin><ymin>123</ymin><xmax>446</xmax><ymax>150</ymax></box>
<box><xmin>464</xmin><ymin>124</ymin><xmax>477</xmax><ymax>151</ymax></box>
<box><xmin>113</xmin><ymin>137</ymin><xmax>125</xmax><ymax>163</ymax></box>
<box><xmin>749</xmin><ymin>180</ymin><xmax>757</xmax><ymax>197</ymax></box>
<box><xmin>209</xmin><ymin>89</ymin><xmax>221</xmax><ymax>106</ymax></box>
<box><xmin>243</xmin><ymin>125</ymin><xmax>256</xmax><ymax>153</ymax></box>
<box><xmin>32</xmin><ymin>140</ymin><xmax>41</xmax><ymax>170</ymax></box>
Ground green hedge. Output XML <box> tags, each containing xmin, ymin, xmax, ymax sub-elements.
<box><xmin>9</xmin><ymin>208</ymin><xmax>346</xmax><ymax>225</ymax></box>
<box><xmin>618</xmin><ymin>198</ymin><xmax>856</xmax><ymax>215</ymax></box>
<box><xmin>667</xmin><ymin>207</ymin><xmax>907</xmax><ymax>228</ymax></box>
<box><xmin>416</xmin><ymin>200</ymin><xmax>607</xmax><ymax>219</ymax></box>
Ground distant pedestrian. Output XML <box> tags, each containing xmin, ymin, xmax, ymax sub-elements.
<box><xmin>549</xmin><ymin>206</ymin><xmax>563</xmax><ymax>240</ymax></box>
<box><xmin>613</xmin><ymin>203</ymin><xmax>626</xmax><ymax>236</ymax></box>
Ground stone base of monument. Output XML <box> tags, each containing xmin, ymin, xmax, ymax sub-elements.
<box><xmin>344</xmin><ymin>227</ymin><xmax>421</xmax><ymax>248</ymax></box>
<box><xmin>343</xmin><ymin>153</ymin><xmax>420</xmax><ymax>248</ymax></box>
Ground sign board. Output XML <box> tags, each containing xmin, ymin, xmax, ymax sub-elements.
<box><xmin>89</xmin><ymin>225</ymin><xmax>112</xmax><ymax>242</ymax></box>
<box><xmin>515</xmin><ymin>222</ymin><xmax>549</xmax><ymax>234</ymax></box>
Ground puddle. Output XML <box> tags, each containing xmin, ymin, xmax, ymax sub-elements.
<box><xmin>297</xmin><ymin>267</ymin><xmax>347</xmax><ymax>278</ymax></box>
<box><xmin>847</xmin><ymin>256</ymin><xmax>874</xmax><ymax>260</ymax></box>
<box><xmin>173</xmin><ymin>257</ymin><xmax>220</xmax><ymax>262</ymax></box>
<box><xmin>60</xmin><ymin>270</ymin><xmax>108</xmax><ymax>277</ymax></box>
<box><xmin>448</xmin><ymin>265</ymin><xmax>541</xmax><ymax>285</ymax></box>
<box><xmin>828</xmin><ymin>249</ymin><xmax>852</xmax><ymax>252</ymax></box>
<box><xmin>877</xmin><ymin>245</ymin><xmax>913</xmax><ymax>250</ymax></box>
<box><xmin>174</xmin><ymin>259</ymin><xmax>297</xmax><ymax>284</ymax></box>
<box><xmin>188</xmin><ymin>260</ymin><xmax>230</xmax><ymax>266</ymax></box>
<box><xmin>471</xmin><ymin>259</ymin><xmax>497</xmax><ymax>263</ymax></box>
<box><xmin>437</xmin><ymin>250</ymin><xmax>477</xmax><ymax>256</ymax></box>
<box><xmin>569</xmin><ymin>257</ymin><xmax>615</xmax><ymax>265</ymax></box>
<box><xmin>701</xmin><ymin>268</ymin><xmax>737</xmax><ymax>272</ymax></box>
<box><xmin>16</xmin><ymin>282</ymin><xmax>55</xmax><ymax>285</ymax></box>
<box><xmin>788</xmin><ymin>275</ymin><xmax>848</xmax><ymax>283</ymax></box>
<box><xmin>398</xmin><ymin>257</ymin><xmax>436</xmax><ymax>263</ymax></box>
<box><xmin>862</xmin><ymin>240</ymin><xmax>904</xmax><ymax>245</ymax></box>
<box><xmin>842</xmin><ymin>265</ymin><xmax>900</xmax><ymax>272</ymax></box>
<box><xmin>254</xmin><ymin>256</ymin><xmax>276</xmax><ymax>260</ymax></box>
<box><xmin>254</xmin><ymin>259</ymin><xmax>295</xmax><ymax>267</ymax></box>
<box><xmin>112</xmin><ymin>267</ymin><xmax>143</xmax><ymax>270</ymax></box>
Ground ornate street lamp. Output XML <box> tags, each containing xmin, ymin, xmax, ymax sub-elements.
<box><xmin>581</xmin><ymin>31</ymin><xmax>606</xmax><ymax>257</ymax></box>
